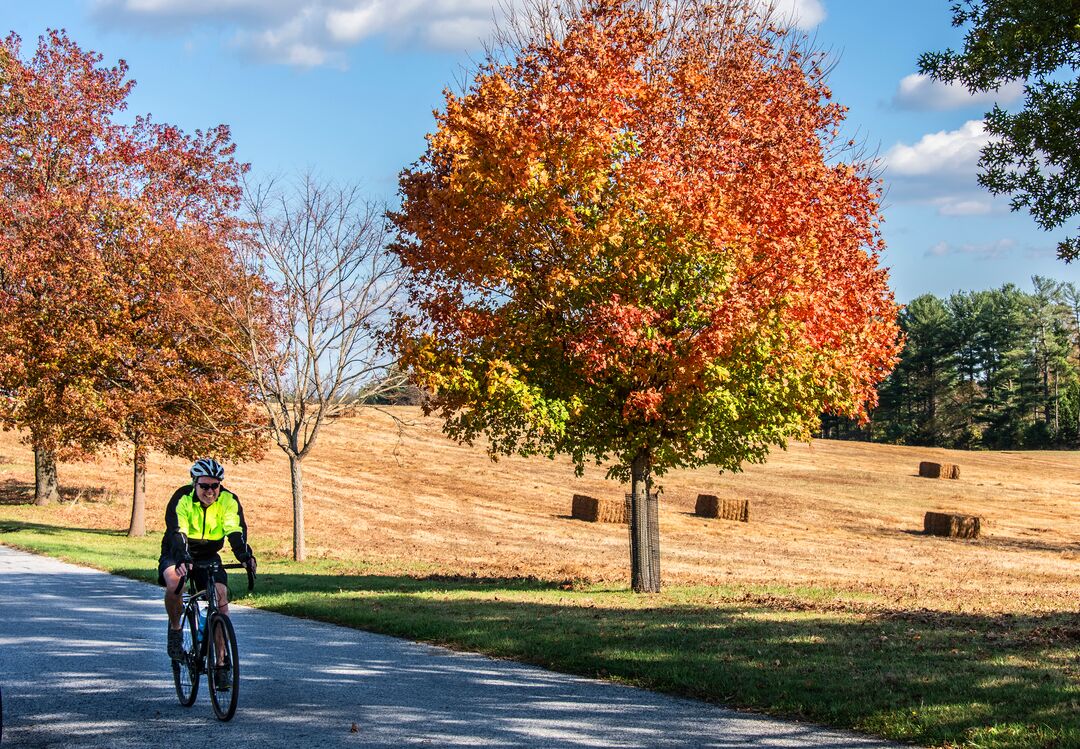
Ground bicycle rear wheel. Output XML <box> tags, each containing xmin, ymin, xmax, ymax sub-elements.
<box><xmin>207</xmin><ymin>613</ymin><xmax>240</xmax><ymax>721</ymax></box>
<box><xmin>172</xmin><ymin>606</ymin><xmax>201</xmax><ymax>706</ymax></box>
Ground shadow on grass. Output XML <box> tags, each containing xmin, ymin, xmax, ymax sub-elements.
<box><xmin>0</xmin><ymin>481</ymin><xmax>115</xmax><ymax>507</ymax></box>
<box><xmin>0</xmin><ymin>520</ymin><xmax>126</xmax><ymax>537</ymax></box>
<box><xmin>7</xmin><ymin>519</ymin><xmax>1080</xmax><ymax>748</ymax></box>
<box><xmin>0</xmin><ymin>480</ymin><xmax>33</xmax><ymax>506</ymax></box>
<box><xmin>243</xmin><ymin>574</ymin><xmax>1080</xmax><ymax>747</ymax></box>
<box><xmin>172</xmin><ymin>569</ymin><xmax>1078</xmax><ymax>747</ymax></box>
<box><xmin>878</xmin><ymin>526</ymin><xmax>1080</xmax><ymax>555</ymax></box>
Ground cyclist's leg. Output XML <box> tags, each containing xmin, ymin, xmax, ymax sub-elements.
<box><xmin>160</xmin><ymin>559</ymin><xmax>185</xmax><ymax>629</ymax></box>
<box><xmin>212</xmin><ymin>561</ymin><xmax>230</xmax><ymax>617</ymax></box>
<box><xmin>216</xmin><ymin>582</ymin><xmax>230</xmax><ymax>616</ymax></box>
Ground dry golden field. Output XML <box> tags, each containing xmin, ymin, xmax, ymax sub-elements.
<box><xmin>1</xmin><ymin>406</ymin><xmax>1078</xmax><ymax>614</ymax></box>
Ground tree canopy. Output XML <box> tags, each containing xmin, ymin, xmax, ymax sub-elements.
<box><xmin>392</xmin><ymin>0</ymin><xmax>901</xmax><ymax>591</ymax></box>
<box><xmin>0</xmin><ymin>30</ymin><xmax>266</xmax><ymax>521</ymax></box>
<box><xmin>919</xmin><ymin>0</ymin><xmax>1080</xmax><ymax>261</ymax></box>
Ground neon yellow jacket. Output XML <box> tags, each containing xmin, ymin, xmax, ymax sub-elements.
<box><xmin>159</xmin><ymin>484</ymin><xmax>250</xmax><ymax>561</ymax></box>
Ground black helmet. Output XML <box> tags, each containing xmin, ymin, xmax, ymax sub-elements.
<box><xmin>190</xmin><ymin>458</ymin><xmax>225</xmax><ymax>481</ymax></box>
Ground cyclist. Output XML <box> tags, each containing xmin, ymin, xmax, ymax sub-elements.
<box><xmin>158</xmin><ymin>458</ymin><xmax>256</xmax><ymax>686</ymax></box>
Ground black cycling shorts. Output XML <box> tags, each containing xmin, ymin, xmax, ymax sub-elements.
<box><xmin>157</xmin><ymin>556</ymin><xmax>228</xmax><ymax>590</ymax></box>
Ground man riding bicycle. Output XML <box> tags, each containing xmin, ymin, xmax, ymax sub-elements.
<box><xmin>158</xmin><ymin>458</ymin><xmax>257</xmax><ymax>683</ymax></box>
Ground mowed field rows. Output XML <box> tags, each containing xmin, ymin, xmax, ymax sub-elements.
<box><xmin>1</xmin><ymin>406</ymin><xmax>1078</xmax><ymax>614</ymax></box>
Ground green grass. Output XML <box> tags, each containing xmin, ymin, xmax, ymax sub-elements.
<box><xmin>2</xmin><ymin>519</ymin><xmax>1078</xmax><ymax>749</ymax></box>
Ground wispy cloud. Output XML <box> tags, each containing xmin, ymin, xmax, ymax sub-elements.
<box><xmin>92</xmin><ymin>0</ymin><xmax>827</xmax><ymax>68</ymax></box>
<box><xmin>926</xmin><ymin>238</ymin><xmax>1016</xmax><ymax>258</ymax></box>
<box><xmin>93</xmin><ymin>0</ymin><xmax>508</xmax><ymax>66</ymax></box>
<box><xmin>892</xmin><ymin>73</ymin><xmax>1025</xmax><ymax>111</ymax></box>
<box><xmin>932</xmin><ymin>197</ymin><xmax>995</xmax><ymax>217</ymax></box>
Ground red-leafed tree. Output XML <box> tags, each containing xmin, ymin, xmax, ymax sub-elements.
<box><xmin>391</xmin><ymin>0</ymin><xmax>902</xmax><ymax>592</ymax></box>
<box><xmin>94</xmin><ymin>216</ymin><xmax>268</xmax><ymax>537</ymax></box>
<box><xmin>0</xmin><ymin>30</ymin><xmax>267</xmax><ymax>528</ymax></box>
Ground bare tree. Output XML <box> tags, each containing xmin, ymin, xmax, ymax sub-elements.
<box><xmin>203</xmin><ymin>174</ymin><xmax>404</xmax><ymax>561</ymax></box>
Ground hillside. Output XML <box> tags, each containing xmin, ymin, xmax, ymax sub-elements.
<box><xmin>1</xmin><ymin>406</ymin><xmax>1077</xmax><ymax>614</ymax></box>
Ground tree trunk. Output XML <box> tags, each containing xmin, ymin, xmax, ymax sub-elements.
<box><xmin>628</xmin><ymin>449</ymin><xmax>660</xmax><ymax>593</ymax></box>
<box><xmin>128</xmin><ymin>445</ymin><xmax>147</xmax><ymax>537</ymax></box>
<box><xmin>34</xmin><ymin>447</ymin><xmax>60</xmax><ymax>505</ymax></box>
<box><xmin>290</xmin><ymin>455</ymin><xmax>306</xmax><ymax>562</ymax></box>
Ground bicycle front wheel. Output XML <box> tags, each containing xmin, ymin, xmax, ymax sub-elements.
<box><xmin>172</xmin><ymin>605</ymin><xmax>200</xmax><ymax>706</ymax></box>
<box><xmin>207</xmin><ymin>613</ymin><xmax>240</xmax><ymax>721</ymax></box>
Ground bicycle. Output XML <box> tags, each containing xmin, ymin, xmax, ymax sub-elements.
<box><xmin>171</xmin><ymin>559</ymin><xmax>254</xmax><ymax>721</ymax></box>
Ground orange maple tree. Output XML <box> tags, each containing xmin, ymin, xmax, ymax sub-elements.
<box><xmin>0</xmin><ymin>30</ymin><xmax>266</xmax><ymax>527</ymax></box>
<box><xmin>394</xmin><ymin>0</ymin><xmax>902</xmax><ymax>592</ymax></box>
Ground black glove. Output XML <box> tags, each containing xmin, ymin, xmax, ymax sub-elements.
<box><xmin>173</xmin><ymin>554</ymin><xmax>193</xmax><ymax>578</ymax></box>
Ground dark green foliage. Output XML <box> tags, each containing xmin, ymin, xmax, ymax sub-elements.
<box><xmin>888</xmin><ymin>295</ymin><xmax>961</xmax><ymax>445</ymax></box>
<box><xmin>839</xmin><ymin>277</ymin><xmax>1080</xmax><ymax>449</ymax></box>
<box><xmin>919</xmin><ymin>0</ymin><xmax>1080</xmax><ymax>260</ymax></box>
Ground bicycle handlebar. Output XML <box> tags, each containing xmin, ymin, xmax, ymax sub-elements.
<box><xmin>173</xmin><ymin>559</ymin><xmax>256</xmax><ymax>595</ymax></box>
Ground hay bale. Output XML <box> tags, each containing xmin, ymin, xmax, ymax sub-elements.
<box><xmin>924</xmin><ymin>511</ymin><xmax>981</xmax><ymax>539</ymax></box>
<box><xmin>919</xmin><ymin>461</ymin><xmax>960</xmax><ymax>479</ymax></box>
<box><xmin>695</xmin><ymin>494</ymin><xmax>720</xmax><ymax>517</ymax></box>
<box><xmin>694</xmin><ymin>494</ymin><xmax>749</xmax><ymax>522</ymax></box>
<box><xmin>571</xmin><ymin>494</ymin><xmax>628</xmax><ymax>524</ymax></box>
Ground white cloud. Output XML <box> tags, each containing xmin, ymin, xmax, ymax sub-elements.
<box><xmin>881</xmin><ymin>120</ymin><xmax>1016</xmax><ymax>213</ymax></box>
<box><xmin>885</xmin><ymin>120</ymin><xmax>989</xmax><ymax>178</ymax></box>
<box><xmin>230</xmin><ymin>6</ymin><xmax>344</xmax><ymax>68</ymax></box>
<box><xmin>325</xmin><ymin>0</ymin><xmax>499</xmax><ymax>48</ymax></box>
<box><xmin>892</xmin><ymin>73</ymin><xmax>1025</xmax><ymax>111</ymax></box>
<box><xmin>756</xmin><ymin>0</ymin><xmax>825</xmax><ymax>29</ymax></box>
<box><xmin>425</xmin><ymin>17</ymin><xmax>496</xmax><ymax>49</ymax></box>
<box><xmin>93</xmin><ymin>0</ymin><xmax>297</xmax><ymax>26</ymax></box>
<box><xmin>326</xmin><ymin>4</ymin><xmax>385</xmax><ymax>43</ymax></box>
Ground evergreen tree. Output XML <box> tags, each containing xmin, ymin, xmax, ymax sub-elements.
<box><xmin>946</xmin><ymin>291</ymin><xmax>991</xmax><ymax>446</ymax></box>
<box><xmin>1024</xmin><ymin>276</ymin><xmax>1072</xmax><ymax>444</ymax></box>
<box><xmin>890</xmin><ymin>295</ymin><xmax>959</xmax><ymax>446</ymax></box>
<box><xmin>976</xmin><ymin>285</ymin><xmax>1032</xmax><ymax>447</ymax></box>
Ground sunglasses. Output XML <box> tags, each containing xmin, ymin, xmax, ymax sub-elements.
<box><xmin>196</xmin><ymin>482</ymin><xmax>221</xmax><ymax>491</ymax></box>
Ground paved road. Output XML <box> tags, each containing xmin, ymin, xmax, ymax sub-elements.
<box><xmin>0</xmin><ymin>545</ymin><xmax>905</xmax><ymax>748</ymax></box>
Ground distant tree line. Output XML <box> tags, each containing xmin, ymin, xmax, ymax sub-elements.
<box><xmin>822</xmin><ymin>276</ymin><xmax>1080</xmax><ymax>449</ymax></box>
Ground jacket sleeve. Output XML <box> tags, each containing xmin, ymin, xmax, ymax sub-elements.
<box><xmin>163</xmin><ymin>486</ymin><xmax>191</xmax><ymax>560</ymax></box>
<box><xmin>224</xmin><ymin>490</ymin><xmax>252</xmax><ymax>561</ymax></box>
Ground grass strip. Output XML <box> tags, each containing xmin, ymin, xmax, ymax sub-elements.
<box><xmin>1</xmin><ymin>520</ymin><xmax>1078</xmax><ymax>749</ymax></box>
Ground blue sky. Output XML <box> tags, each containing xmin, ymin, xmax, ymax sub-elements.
<box><xmin>5</xmin><ymin>0</ymin><xmax>1078</xmax><ymax>303</ymax></box>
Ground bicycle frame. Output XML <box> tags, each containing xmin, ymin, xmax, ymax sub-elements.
<box><xmin>178</xmin><ymin>561</ymin><xmax>232</xmax><ymax>654</ymax></box>
<box><xmin>171</xmin><ymin>558</ymin><xmax>253</xmax><ymax>720</ymax></box>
